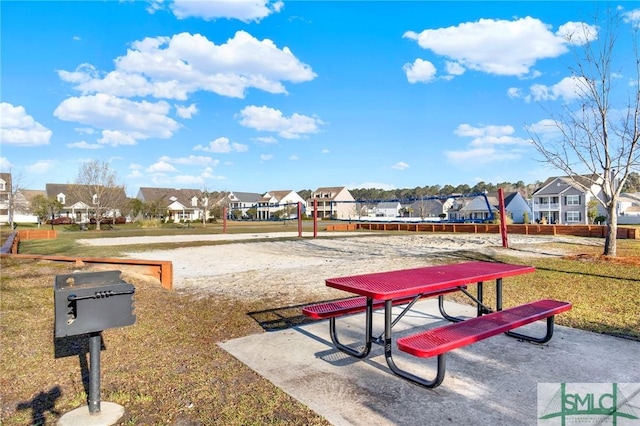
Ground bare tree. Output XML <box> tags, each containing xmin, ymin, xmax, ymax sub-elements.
<box><xmin>30</xmin><ymin>194</ymin><xmax>63</xmax><ymax>229</ymax></box>
<box><xmin>529</xmin><ymin>9</ymin><xmax>640</xmax><ymax>256</ymax></box>
<box><xmin>69</xmin><ymin>160</ymin><xmax>125</xmax><ymax>231</ymax></box>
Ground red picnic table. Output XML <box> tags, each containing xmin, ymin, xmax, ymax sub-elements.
<box><xmin>304</xmin><ymin>261</ymin><xmax>571</xmax><ymax>388</ymax></box>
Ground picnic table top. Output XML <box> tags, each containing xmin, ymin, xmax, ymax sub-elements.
<box><xmin>325</xmin><ymin>261</ymin><xmax>535</xmax><ymax>300</ymax></box>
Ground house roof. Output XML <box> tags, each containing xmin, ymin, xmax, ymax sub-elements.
<box><xmin>138</xmin><ymin>187</ymin><xmax>211</xmax><ymax>208</ymax></box>
<box><xmin>377</xmin><ymin>201</ymin><xmax>400</xmax><ymax>209</ymax></box>
<box><xmin>533</xmin><ymin>175</ymin><xmax>600</xmax><ymax>196</ymax></box>
<box><xmin>226</xmin><ymin>191</ymin><xmax>262</xmax><ymax>203</ymax></box>
<box><xmin>19</xmin><ymin>189</ymin><xmax>46</xmax><ymax>202</ymax></box>
<box><xmin>47</xmin><ymin>183</ymin><xmax>127</xmax><ymax>208</ymax></box>
<box><xmin>261</xmin><ymin>190</ymin><xmax>295</xmax><ymax>202</ymax></box>
<box><xmin>0</xmin><ymin>172</ymin><xmax>11</xmax><ymax>190</ymax></box>
<box><xmin>408</xmin><ymin>199</ymin><xmax>445</xmax><ymax>216</ymax></box>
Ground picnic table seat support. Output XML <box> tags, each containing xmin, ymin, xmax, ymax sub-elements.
<box><xmin>303</xmin><ymin>288</ymin><xmax>463</xmax><ymax>359</ymax></box>
<box><xmin>438</xmin><ymin>280</ymin><xmax>495</xmax><ymax>323</ymax></box>
<box><xmin>392</xmin><ymin>299</ymin><xmax>572</xmax><ymax>388</ymax></box>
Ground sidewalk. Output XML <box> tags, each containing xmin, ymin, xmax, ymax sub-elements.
<box><xmin>219</xmin><ymin>299</ymin><xmax>640</xmax><ymax>426</ymax></box>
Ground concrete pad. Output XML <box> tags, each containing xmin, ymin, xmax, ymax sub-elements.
<box><xmin>57</xmin><ymin>402</ymin><xmax>124</xmax><ymax>426</ymax></box>
<box><xmin>219</xmin><ymin>299</ymin><xmax>640</xmax><ymax>426</ymax></box>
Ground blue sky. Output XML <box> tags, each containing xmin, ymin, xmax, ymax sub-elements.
<box><xmin>1</xmin><ymin>1</ymin><xmax>639</xmax><ymax>196</ymax></box>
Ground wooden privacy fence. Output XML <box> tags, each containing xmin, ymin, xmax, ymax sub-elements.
<box><xmin>330</xmin><ymin>222</ymin><xmax>639</xmax><ymax>239</ymax></box>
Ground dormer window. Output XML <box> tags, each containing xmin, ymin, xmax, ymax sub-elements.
<box><xmin>92</xmin><ymin>194</ymin><xmax>99</xmax><ymax>204</ymax></box>
<box><xmin>191</xmin><ymin>196</ymin><xmax>198</xmax><ymax>207</ymax></box>
<box><xmin>57</xmin><ymin>193</ymin><xmax>66</xmax><ymax>204</ymax></box>
<box><xmin>0</xmin><ymin>180</ymin><xmax>5</xmax><ymax>191</ymax></box>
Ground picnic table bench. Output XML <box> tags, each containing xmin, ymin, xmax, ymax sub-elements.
<box><xmin>302</xmin><ymin>261</ymin><xmax>572</xmax><ymax>388</ymax></box>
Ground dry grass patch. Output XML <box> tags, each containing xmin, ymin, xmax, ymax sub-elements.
<box><xmin>0</xmin><ymin>258</ymin><xmax>329</xmax><ymax>426</ymax></box>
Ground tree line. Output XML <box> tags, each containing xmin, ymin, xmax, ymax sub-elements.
<box><xmin>297</xmin><ymin>173</ymin><xmax>640</xmax><ymax>203</ymax></box>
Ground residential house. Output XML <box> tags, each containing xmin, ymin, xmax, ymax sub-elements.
<box><xmin>256</xmin><ymin>190</ymin><xmax>307</xmax><ymax>220</ymax></box>
<box><xmin>617</xmin><ymin>193</ymin><xmax>640</xmax><ymax>224</ymax></box>
<box><xmin>307</xmin><ymin>186</ymin><xmax>355</xmax><ymax>219</ymax></box>
<box><xmin>12</xmin><ymin>189</ymin><xmax>44</xmax><ymax>223</ymax></box>
<box><xmin>137</xmin><ymin>187</ymin><xmax>212</xmax><ymax>222</ymax></box>
<box><xmin>0</xmin><ymin>173</ymin><xmax>11</xmax><ymax>225</ymax></box>
<box><xmin>455</xmin><ymin>194</ymin><xmax>497</xmax><ymax>222</ymax></box>
<box><xmin>531</xmin><ymin>175</ymin><xmax>605</xmax><ymax>224</ymax></box>
<box><xmin>47</xmin><ymin>183</ymin><xmax>128</xmax><ymax>223</ymax></box>
<box><xmin>444</xmin><ymin>192</ymin><xmax>531</xmax><ymax>223</ymax></box>
<box><xmin>375</xmin><ymin>201</ymin><xmax>401</xmax><ymax>218</ymax></box>
<box><xmin>219</xmin><ymin>191</ymin><xmax>262</xmax><ymax>219</ymax></box>
<box><xmin>407</xmin><ymin>198</ymin><xmax>454</xmax><ymax>221</ymax></box>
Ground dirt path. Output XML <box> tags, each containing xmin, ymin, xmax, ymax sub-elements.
<box><xmin>78</xmin><ymin>232</ymin><xmax>601</xmax><ymax>303</ymax></box>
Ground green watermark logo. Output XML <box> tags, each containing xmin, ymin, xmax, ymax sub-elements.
<box><xmin>538</xmin><ymin>383</ymin><xmax>640</xmax><ymax>425</ymax></box>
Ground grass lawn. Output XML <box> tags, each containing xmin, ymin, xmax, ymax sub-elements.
<box><xmin>1</xmin><ymin>224</ymin><xmax>639</xmax><ymax>425</ymax></box>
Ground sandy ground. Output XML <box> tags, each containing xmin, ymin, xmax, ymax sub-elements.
<box><xmin>78</xmin><ymin>232</ymin><xmax>602</xmax><ymax>303</ymax></box>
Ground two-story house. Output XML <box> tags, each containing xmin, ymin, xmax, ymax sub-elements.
<box><xmin>307</xmin><ymin>186</ymin><xmax>355</xmax><ymax>219</ymax></box>
<box><xmin>0</xmin><ymin>173</ymin><xmax>11</xmax><ymax>225</ymax></box>
<box><xmin>375</xmin><ymin>201</ymin><xmax>402</xmax><ymax>218</ymax></box>
<box><xmin>137</xmin><ymin>187</ymin><xmax>215</xmax><ymax>222</ymax></box>
<box><xmin>531</xmin><ymin>175</ymin><xmax>605</xmax><ymax>224</ymax></box>
<box><xmin>256</xmin><ymin>190</ymin><xmax>307</xmax><ymax>220</ymax></box>
<box><xmin>46</xmin><ymin>183</ymin><xmax>128</xmax><ymax>223</ymax></box>
<box><xmin>219</xmin><ymin>191</ymin><xmax>262</xmax><ymax>219</ymax></box>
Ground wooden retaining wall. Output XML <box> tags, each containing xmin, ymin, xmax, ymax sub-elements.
<box><xmin>18</xmin><ymin>229</ymin><xmax>58</xmax><ymax>240</ymax></box>
<box><xmin>335</xmin><ymin>223</ymin><xmax>639</xmax><ymax>239</ymax></box>
<box><xmin>1</xmin><ymin>230</ymin><xmax>174</xmax><ymax>290</ymax></box>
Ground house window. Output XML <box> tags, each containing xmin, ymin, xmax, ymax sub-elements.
<box><xmin>57</xmin><ymin>193</ymin><xmax>66</xmax><ymax>204</ymax></box>
<box><xmin>565</xmin><ymin>195</ymin><xmax>580</xmax><ymax>205</ymax></box>
<box><xmin>566</xmin><ymin>211</ymin><xmax>581</xmax><ymax>222</ymax></box>
<box><xmin>191</xmin><ymin>197</ymin><xmax>198</xmax><ymax>207</ymax></box>
<box><xmin>92</xmin><ymin>194</ymin><xmax>99</xmax><ymax>204</ymax></box>
<box><xmin>0</xmin><ymin>180</ymin><xmax>5</xmax><ymax>191</ymax></box>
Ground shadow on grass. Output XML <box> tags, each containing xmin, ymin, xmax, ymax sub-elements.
<box><xmin>16</xmin><ymin>386</ymin><xmax>62</xmax><ymax>426</ymax></box>
<box><xmin>52</xmin><ymin>334</ymin><xmax>107</xmax><ymax>408</ymax></box>
<box><xmin>248</xmin><ymin>298</ymin><xmax>358</xmax><ymax>332</ymax></box>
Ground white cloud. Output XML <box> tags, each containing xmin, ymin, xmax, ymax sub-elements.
<box><xmin>169</xmin><ymin>0</ymin><xmax>284</xmax><ymax>22</ymax></box>
<box><xmin>289</xmin><ymin>155</ymin><xmax>299</xmax><ymax>160</ymax></box>
<box><xmin>194</xmin><ymin>136</ymin><xmax>248</xmax><ymax>153</ymax></box>
<box><xmin>510</xmin><ymin>76</ymin><xmax>590</xmax><ymax>103</ymax></box>
<box><xmin>446</xmin><ymin>123</ymin><xmax>529</xmax><ymax>165</ymax></box>
<box><xmin>25</xmin><ymin>159</ymin><xmax>56</xmax><ymax>174</ymax></box>
<box><xmin>525</xmin><ymin>119</ymin><xmax>563</xmax><ymax>138</ymax></box>
<box><xmin>623</xmin><ymin>8</ymin><xmax>640</xmax><ymax>28</ymax></box>
<box><xmin>172</xmin><ymin>174</ymin><xmax>205</xmax><ymax>185</ymax></box>
<box><xmin>391</xmin><ymin>162</ymin><xmax>410</xmax><ymax>170</ymax></box>
<box><xmin>445</xmin><ymin>147</ymin><xmax>520</xmax><ymax>164</ymax></box>
<box><xmin>53</xmin><ymin>94</ymin><xmax>180</xmax><ymax>146</ymax></box>
<box><xmin>0</xmin><ymin>102</ymin><xmax>52</xmax><ymax>146</ymax></box>
<box><xmin>158</xmin><ymin>155</ymin><xmax>219</xmax><ymax>167</ymax></box>
<box><xmin>175</xmin><ymin>103</ymin><xmax>198</xmax><ymax>119</ymax></box>
<box><xmin>403</xmin><ymin>58</ymin><xmax>437</xmax><ymax>83</ymax></box>
<box><xmin>529</xmin><ymin>76</ymin><xmax>590</xmax><ymax>102</ymax></box>
<box><xmin>445</xmin><ymin>61</ymin><xmax>465</xmax><ymax>76</ymax></box>
<box><xmin>67</xmin><ymin>141</ymin><xmax>104</xmax><ymax>149</ymax></box>
<box><xmin>74</xmin><ymin>127</ymin><xmax>95</xmax><ymax>135</ymax></box>
<box><xmin>454</xmin><ymin>124</ymin><xmax>528</xmax><ymax>147</ymax></box>
<box><xmin>253</xmin><ymin>136</ymin><xmax>278</xmax><ymax>144</ymax></box>
<box><xmin>58</xmin><ymin>31</ymin><xmax>316</xmax><ymax>100</ymax></box>
<box><xmin>260</xmin><ymin>154</ymin><xmax>273</xmax><ymax>161</ymax></box>
<box><xmin>0</xmin><ymin>157</ymin><xmax>12</xmax><ymax>170</ymax></box>
<box><xmin>556</xmin><ymin>22</ymin><xmax>598</xmax><ymax>45</ymax></box>
<box><xmin>321</xmin><ymin>148</ymin><xmax>330</xmax><ymax>154</ymax></box>
<box><xmin>146</xmin><ymin>161</ymin><xmax>178</xmax><ymax>173</ymax></box>
<box><xmin>404</xmin><ymin>17</ymin><xmax>571</xmax><ymax>77</ymax></box>
<box><xmin>237</xmin><ymin>105</ymin><xmax>324</xmax><ymax>139</ymax></box>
